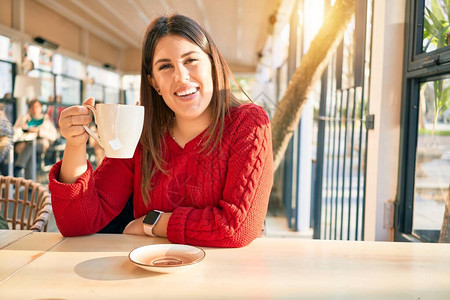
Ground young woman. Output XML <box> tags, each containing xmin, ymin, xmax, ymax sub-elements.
<box><xmin>49</xmin><ymin>14</ymin><xmax>273</xmax><ymax>248</ymax></box>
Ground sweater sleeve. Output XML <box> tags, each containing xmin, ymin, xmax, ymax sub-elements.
<box><xmin>167</xmin><ymin>106</ymin><xmax>273</xmax><ymax>248</ymax></box>
<box><xmin>48</xmin><ymin>156</ymin><xmax>135</xmax><ymax>236</ymax></box>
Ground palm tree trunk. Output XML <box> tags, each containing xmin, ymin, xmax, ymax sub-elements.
<box><xmin>271</xmin><ymin>0</ymin><xmax>356</xmax><ymax>170</ymax></box>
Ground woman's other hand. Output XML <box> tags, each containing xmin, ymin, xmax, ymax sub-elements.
<box><xmin>123</xmin><ymin>216</ymin><xmax>146</xmax><ymax>235</ymax></box>
<box><xmin>59</xmin><ymin>97</ymin><xmax>94</xmax><ymax>147</ymax></box>
<box><xmin>123</xmin><ymin>213</ymin><xmax>171</xmax><ymax>236</ymax></box>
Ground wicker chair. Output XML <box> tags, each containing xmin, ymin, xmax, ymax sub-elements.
<box><xmin>0</xmin><ymin>176</ymin><xmax>52</xmax><ymax>232</ymax></box>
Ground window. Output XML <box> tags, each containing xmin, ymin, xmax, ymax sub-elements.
<box><xmin>0</xmin><ymin>61</ymin><xmax>13</xmax><ymax>99</ymax></box>
<box><xmin>25</xmin><ymin>43</ymin><xmax>56</xmax><ymax>107</ymax></box>
<box><xmin>28</xmin><ymin>69</ymin><xmax>54</xmax><ymax>103</ymax></box>
<box><xmin>398</xmin><ymin>0</ymin><xmax>450</xmax><ymax>242</ymax></box>
<box><xmin>86</xmin><ymin>65</ymin><xmax>120</xmax><ymax>104</ymax></box>
<box><xmin>0</xmin><ymin>60</ymin><xmax>15</xmax><ymax>123</ymax></box>
<box><xmin>0</xmin><ymin>35</ymin><xmax>13</xmax><ymax>62</ymax></box>
<box><xmin>0</xmin><ymin>36</ymin><xmax>16</xmax><ymax>124</ymax></box>
<box><xmin>123</xmin><ymin>75</ymin><xmax>140</xmax><ymax>105</ymax></box>
<box><xmin>55</xmin><ymin>75</ymin><xmax>81</xmax><ymax>105</ymax></box>
<box><xmin>413</xmin><ymin>79</ymin><xmax>449</xmax><ymax>239</ymax></box>
<box><xmin>51</xmin><ymin>54</ymin><xmax>83</xmax><ymax>126</ymax></box>
<box><xmin>423</xmin><ymin>0</ymin><xmax>450</xmax><ymax>53</ymax></box>
<box><xmin>53</xmin><ymin>54</ymin><xmax>83</xmax><ymax>78</ymax></box>
<box><xmin>24</xmin><ymin>45</ymin><xmax>84</xmax><ymax>127</ymax></box>
<box><xmin>105</xmin><ymin>87</ymin><xmax>120</xmax><ymax>104</ymax></box>
<box><xmin>0</xmin><ymin>36</ymin><xmax>14</xmax><ymax>97</ymax></box>
<box><xmin>25</xmin><ymin>44</ymin><xmax>52</xmax><ymax>72</ymax></box>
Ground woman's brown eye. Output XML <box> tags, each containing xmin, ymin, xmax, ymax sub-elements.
<box><xmin>185</xmin><ymin>58</ymin><xmax>198</xmax><ymax>64</ymax></box>
<box><xmin>158</xmin><ymin>64</ymin><xmax>171</xmax><ymax>71</ymax></box>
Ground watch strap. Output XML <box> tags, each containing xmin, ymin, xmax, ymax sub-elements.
<box><xmin>143</xmin><ymin>223</ymin><xmax>155</xmax><ymax>236</ymax></box>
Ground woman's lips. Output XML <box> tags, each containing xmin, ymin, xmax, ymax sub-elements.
<box><xmin>174</xmin><ymin>87</ymin><xmax>199</xmax><ymax>101</ymax></box>
<box><xmin>175</xmin><ymin>86</ymin><xmax>198</xmax><ymax>96</ymax></box>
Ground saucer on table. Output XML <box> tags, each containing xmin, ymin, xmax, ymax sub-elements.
<box><xmin>129</xmin><ymin>244</ymin><xmax>206</xmax><ymax>273</ymax></box>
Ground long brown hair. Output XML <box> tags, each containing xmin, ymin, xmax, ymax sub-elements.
<box><xmin>140</xmin><ymin>14</ymin><xmax>244</xmax><ymax>203</ymax></box>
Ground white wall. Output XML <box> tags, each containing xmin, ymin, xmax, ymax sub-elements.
<box><xmin>365</xmin><ymin>0</ymin><xmax>406</xmax><ymax>241</ymax></box>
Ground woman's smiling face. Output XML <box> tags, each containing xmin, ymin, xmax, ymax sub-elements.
<box><xmin>150</xmin><ymin>35</ymin><xmax>214</xmax><ymax>124</ymax></box>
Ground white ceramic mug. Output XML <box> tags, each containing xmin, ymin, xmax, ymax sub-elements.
<box><xmin>83</xmin><ymin>104</ymin><xmax>144</xmax><ymax>158</ymax></box>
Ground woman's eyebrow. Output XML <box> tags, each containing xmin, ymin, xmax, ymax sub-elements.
<box><xmin>181</xmin><ymin>51</ymin><xmax>199</xmax><ymax>57</ymax></box>
<box><xmin>154</xmin><ymin>51</ymin><xmax>200</xmax><ymax>66</ymax></box>
<box><xmin>154</xmin><ymin>58</ymin><xmax>170</xmax><ymax>66</ymax></box>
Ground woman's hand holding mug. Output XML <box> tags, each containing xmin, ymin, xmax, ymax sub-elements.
<box><xmin>59</xmin><ymin>98</ymin><xmax>94</xmax><ymax>147</ymax></box>
<box><xmin>59</xmin><ymin>98</ymin><xmax>95</xmax><ymax>184</ymax></box>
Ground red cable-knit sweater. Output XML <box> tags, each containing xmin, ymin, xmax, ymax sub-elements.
<box><xmin>49</xmin><ymin>103</ymin><xmax>273</xmax><ymax>248</ymax></box>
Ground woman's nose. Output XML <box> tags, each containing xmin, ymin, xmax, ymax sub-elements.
<box><xmin>174</xmin><ymin>65</ymin><xmax>190</xmax><ymax>82</ymax></box>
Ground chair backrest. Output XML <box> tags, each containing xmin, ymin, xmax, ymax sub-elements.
<box><xmin>0</xmin><ymin>176</ymin><xmax>52</xmax><ymax>232</ymax></box>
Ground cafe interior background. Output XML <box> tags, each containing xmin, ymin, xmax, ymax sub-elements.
<box><xmin>0</xmin><ymin>0</ymin><xmax>448</xmax><ymax>243</ymax></box>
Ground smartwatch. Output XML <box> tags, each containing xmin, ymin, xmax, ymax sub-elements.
<box><xmin>143</xmin><ymin>210</ymin><xmax>164</xmax><ymax>236</ymax></box>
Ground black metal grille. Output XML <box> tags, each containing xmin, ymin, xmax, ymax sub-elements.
<box><xmin>313</xmin><ymin>0</ymin><xmax>371</xmax><ymax>240</ymax></box>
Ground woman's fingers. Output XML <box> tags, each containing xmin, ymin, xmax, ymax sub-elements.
<box><xmin>59</xmin><ymin>98</ymin><xmax>95</xmax><ymax>145</ymax></box>
<box><xmin>60</xmin><ymin>105</ymin><xmax>90</xmax><ymax>119</ymax></box>
<box><xmin>69</xmin><ymin>114</ymin><xmax>92</xmax><ymax>126</ymax></box>
<box><xmin>60</xmin><ymin>124</ymin><xmax>90</xmax><ymax>146</ymax></box>
<box><xmin>83</xmin><ymin>97</ymin><xmax>95</xmax><ymax>106</ymax></box>
<box><xmin>60</xmin><ymin>123</ymin><xmax>86</xmax><ymax>138</ymax></box>
<box><xmin>60</xmin><ymin>105</ymin><xmax>92</xmax><ymax>126</ymax></box>
<box><xmin>66</xmin><ymin>124</ymin><xmax>88</xmax><ymax>136</ymax></box>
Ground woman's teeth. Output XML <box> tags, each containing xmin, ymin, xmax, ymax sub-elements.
<box><xmin>176</xmin><ymin>87</ymin><xmax>197</xmax><ymax>96</ymax></box>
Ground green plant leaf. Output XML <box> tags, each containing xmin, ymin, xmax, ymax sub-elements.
<box><xmin>439</xmin><ymin>85</ymin><xmax>450</xmax><ymax>115</ymax></box>
<box><xmin>424</xmin><ymin>15</ymin><xmax>438</xmax><ymax>36</ymax></box>
<box><xmin>441</xmin><ymin>83</ymin><xmax>450</xmax><ymax>95</ymax></box>
<box><xmin>434</xmin><ymin>80</ymin><xmax>443</xmax><ymax>114</ymax></box>
<box><xmin>425</xmin><ymin>24</ymin><xmax>450</xmax><ymax>50</ymax></box>
<box><xmin>427</xmin><ymin>7</ymin><xmax>444</xmax><ymax>32</ymax></box>
<box><xmin>431</xmin><ymin>0</ymin><xmax>446</xmax><ymax>22</ymax></box>
<box><xmin>424</xmin><ymin>13</ymin><xmax>439</xmax><ymax>50</ymax></box>
<box><xmin>442</xmin><ymin>103</ymin><xmax>450</xmax><ymax>114</ymax></box>
<box><xmin>423</xmin><ymin>5</ymin><xmax>450</xmax><ymax>51</ymax></box>
<box><xmin>439</xmin><ymin>30</ymin><xmax>447</xmax><ymax>47</ymax></box>
<box><xmin>424</xmin><ymin>37</ymin><xmax>434</xmax><ymax>52</ymax></box>
<box><xmin>447</xmin><ymin>0</ymin><xmax>450</xmax><ymax>22</ymax></box>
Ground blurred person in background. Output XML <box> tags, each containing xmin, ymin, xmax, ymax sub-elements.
<box><xmin>13</xmin><ymin>99</ymin><xmax>57</xmax><ymax>178</ymax></box>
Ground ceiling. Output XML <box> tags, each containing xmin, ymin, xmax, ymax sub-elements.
<box><xmin>35</xmin><ymin>0</ymin><xmax>280</xmax><ymax>73</ymax></box>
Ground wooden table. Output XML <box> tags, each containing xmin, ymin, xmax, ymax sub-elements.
<box><xmin>0</xmin><ymin>232</ymin><xmax>449</xmax><ymax>299</ymax></box>
<box><xmin>0</xmin><ymin>231</ymin><xmax>64</xmax><ymax>283</ymax></box>
<box><xmin>0</xmin><ymin>230</ymin><xmax>31</xmax><ymax>249</ymax></box>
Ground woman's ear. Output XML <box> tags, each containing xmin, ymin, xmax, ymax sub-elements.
<box><xmin>147</xmin><ymin>75</ymin><xmax>160</xmax><ymax>94</ymax></box>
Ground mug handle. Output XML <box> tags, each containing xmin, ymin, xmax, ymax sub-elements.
<box><xmin>82</xmin><ymin>104</ymin><xmax>105</xmax><ymax>149</ymax></box>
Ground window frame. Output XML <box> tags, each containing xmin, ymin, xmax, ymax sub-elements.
<box><xmin>396</xmin><ymin>0</ymin><xmax>450</xmax><ymax>240</ymax></box>
<box><xmin>407</xmin><ymin>1</ymin><xmax>450</xmax><ymax>74</ymax></box>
